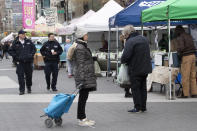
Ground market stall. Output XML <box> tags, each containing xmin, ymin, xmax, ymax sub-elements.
<box><xmin>108</xmin><ymin>0</ymin><xmax>166</xmax><ymax>77</ymax></box>
<box><xmin>142</xmin><ymin>0</ymin><xmax>197</xmax><ymax>99</ymax></box>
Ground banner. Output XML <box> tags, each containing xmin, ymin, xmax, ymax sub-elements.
<box><xmin>22</xmin><ymin>0</ymin><xmax>35</xmax><ymax>29</ymax></box>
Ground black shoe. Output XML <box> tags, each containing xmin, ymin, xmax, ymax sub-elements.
<box><xmin>47</xmin><ymin>86</ymin><xmax>50</xmax><ymax>90</ymax></box>
<box><xmin>177</xmin><ymin>95</ymin><xmax>189</xmax><ymax>98</ymax></box>
<box><xmin>125</xmin><ymin>93</ymin><xmax>132</xmax><ymax>98</ymax></box>
<box><xmin>128</xmin><ymin>108</ymin><xmax>141</xmax><ymax>113</ymax></box>
<box><xmin>27</xmin><ymin>87</ymin><xmax>31</xmax><ymax>94</ymax></box>
<box><xmin>27</xmin><ymin>90</ymin><xmax>31</xmax><ymax>94</ymax></box>
<box><xmin>141</xmin><ymin>109</ymin><xmax>147</xmax><ymax>113</ymax></box>
<box><xmin>52</xmin><ymin>89</ymin><xmax>58</xmax><ymax>92</ymax></box>
<box><xmin>19</xmin><ymin>92</ymin><xmax>25</xmax><ymax>95</ymax></box>
<box><xmin>191</xmin><ymin>95</ymin><xmax>197</xmax><ymax>98</ymax></box>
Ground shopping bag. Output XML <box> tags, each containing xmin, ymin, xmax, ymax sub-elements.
<box><xmin>117</xmin><ymin>64</ymin><xmax>130</xmax><ymax>84</ymax></box>
<box><xmin>94</xmin><ymin>61</ymin><xmax>102</xmax><ymax>77</ymax></box>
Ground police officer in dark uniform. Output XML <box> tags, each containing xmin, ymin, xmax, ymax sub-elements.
<box><xmin>9</xmin><ymin>30</ymin><xmax>36</xmax><ymax>95</ymax></box>
<box><xmin>40</xmin><ymin>33</ymin><xmax>63</xmax><ymax>91</ymax></box>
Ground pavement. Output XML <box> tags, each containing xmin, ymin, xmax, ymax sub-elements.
<box><xmin>0</xmin><ymin>58</ymin><xmax>197</xmax><ymax>131</ymax></box>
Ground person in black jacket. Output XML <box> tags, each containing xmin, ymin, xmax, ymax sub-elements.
<box><xmin>9</xmin><ymin>30</ymin><xmax>36</xmax><ymax>95</ymax></box>
<box><xmin>2</xmin><ymin>41</ymin><xmax>10</xmax><ymax>59</ymax></box>
<box><xmin>121</xmin><ymin>25</ymin><xmax>152</xmax><ymax>113</ymax></box>
<box><xmin>0</xmin><ymin>43</ymin><xmax>3</xmax><ymax>60</ymax></box>
<box><xmin>40</xmin><ymin>33</ymin><xmax>63</xmax><ymax>91</ymax></box>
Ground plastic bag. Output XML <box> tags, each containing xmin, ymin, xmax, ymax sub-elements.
<box><xmin>94</xmin><ymin>61</ymin><xmax>102</xmax><ymax>77</ymax></box>
<box><xmin>117</xmin><ymin>64</ymin><xmax>130</xmax><ymax>84</ymax></box>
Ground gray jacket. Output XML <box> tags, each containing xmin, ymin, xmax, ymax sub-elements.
<box><xmin>73</xmin><ymin>39</ymin><xmax>97</xmax><ymax>91</ymax></box>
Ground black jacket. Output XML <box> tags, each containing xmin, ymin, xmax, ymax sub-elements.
<box><xmin>9</xmin><ymin>37</ymin><xmax>36</xmax><ymax>63</ymax></box>
<box><xmin>73</xmin><ymin>39</ymin><xmax>97</xmax><ymax>91</ymax></box>
<box><xmin>2</xmin><ymin>43</ymin><xmax>10</xmax><ymax>52</ymax></box>
<box><xmin>121</xmin><ymin>32</ymin><xmax>152</xmax><ymax>76</ymax></box>
<box><xmin>40</xmin><ymin>40</ymin><xmax>63</xmax><ymax>63</ymax></box>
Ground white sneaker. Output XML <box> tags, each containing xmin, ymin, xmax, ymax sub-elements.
<box><xmin>78</xmin><ymin>118</ymin><xmax>96</xmax><ymax>127</ymax></box>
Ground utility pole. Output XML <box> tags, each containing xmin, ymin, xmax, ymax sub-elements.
<box><xmin>92</xmin><ymin>0</ymin><xmax>93</xmax><ymax>10</ymax></box>
<box><xmin>64</xmin><ymin>0</ymin><xmax>69</xmax><ymax>23</ymax></box>
<box><xmin>66</xmin><ymin>0</ymin><xmax>69</xmax><ymax>22</ymax></box>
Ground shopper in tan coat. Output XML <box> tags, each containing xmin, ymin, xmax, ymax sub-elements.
<box><xmin>175</xmin><ymin>25</ymin><xmax>197</xmax><ymax>98</ymax></box>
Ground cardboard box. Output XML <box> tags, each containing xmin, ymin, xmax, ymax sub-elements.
<box><xmin>34</xmin><ymin>53</ymin><xmax>44</xmax><ymax>66</ymax></box>
<box><xmin>164</xmin><ymin>60</ymin><xmax>169</xmax><ymax>67</ymax></box>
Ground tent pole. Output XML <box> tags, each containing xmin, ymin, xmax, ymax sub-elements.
<box><xmin>116</xmin><ymin>26</ymin><xmax>119</xmax><ymax>77</ymax></box>
<box><xmin>141</xmin><ymin>23</ymin><xmax>144</xmax><ymax>36</ymax></box>
<box><xmin>155</xmin><ymin>26</ymin><xmax>159</xmax><ymax>50</ymax></box>
<box><xmin>107</xmin><ymin>27</ymin><xmax>111</xmax><ymax>78</ymax></box>
<box><xmin>168</xmin><ymin>18</ymin><xmax>173</xmax><ymax>100</ymax></box>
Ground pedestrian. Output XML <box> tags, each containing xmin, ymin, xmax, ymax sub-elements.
<box><xmin>40</xmin><ymin>33</ymin><xmax>63</xmax><ymax>91</ymax></box>
<box><xmin>9</xmin><ymin>30</ymin><xmax>36</xmax><ymax>95</ymax></box>
<box><xmin>159</xmin><ymin>34</ymin><xmax>168</xmax><ymax>51</ymax></box>
<box><xmin>121</xmin><ymin>25</ymin><xmax>152</xmax><ymax>113</ymax></box>
<box><xmin>0</xmin><ymin>43</ymin><xmax>3</xmax><ymax>60</ymax></box>
<box><xmin>119</xmin><ymin>34</ymin><xmax>132</xmax><ymax>98</ymax></box>
<box><xmin>2</xmin><ymin>41</ymin><xmax>10</xmax><ymax>59</ymax></box>
<box><xmin>175</xmin><ymin>25</ymin><xmax>197</xmax><ymax>98</ymax></box>
<box><xmin>73</xmin><ymin>28</ymin><xmax>96</xmax><ymax>126</ymax></box>
<box><xmin>64</xmin><ymin>39</ymin><xmax>74</xmax><ymax>78</ymax></box>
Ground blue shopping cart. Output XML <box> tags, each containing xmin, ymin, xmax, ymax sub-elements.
<box><xmin>41</xmin><ymin>84</ymin><xmax>82</xmax><ymax>128</ymax></box>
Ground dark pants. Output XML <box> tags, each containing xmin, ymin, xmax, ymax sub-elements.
<box><xmin>16</xmin><ymin>62</ymin><xmax>33</xmax><ymax>93</ymax></box>
<box><xmin>44</xmin><ymin>62</ymin><xmax>59</xmax><ymax>89</ymax></box>
<box><xmin>3</xmin><ymin>51</ymin><xmax>9</xmax><ymax>59</ymax></box>
<box><xmin>130</xmin><ymin>75</ymin><xmax>148</xmax><ymax>111</ymax></box>
<box><xmin>77</xmin><ymin>89</ymin><xmax>89</xmax><ymax>120</ymax></box>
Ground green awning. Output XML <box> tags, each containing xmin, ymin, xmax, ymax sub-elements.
<box><xmin>169</xmin><ymin>0</ymin><xmax>197</xmax><ymax>20</ymax></box>
<box><xmin>142</xmin><ymin>0</ymin><xmax>197</xmax><ymax>23</ymax></box>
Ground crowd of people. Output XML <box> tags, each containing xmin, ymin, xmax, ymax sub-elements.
<box><xmin>0</xmin><ymin>24</ymin><xmax>197</xmax><ymax>126</ymax></box>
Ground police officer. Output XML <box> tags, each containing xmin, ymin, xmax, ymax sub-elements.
<box><xmin>9</xmin><ymin>30</ymin><xmax>36</xmax><ymax>95</ymax></box>
<box><xmin>40</xmin><ymin>33</ymin><xmax>63</xmax><ymax>91</ymax></box>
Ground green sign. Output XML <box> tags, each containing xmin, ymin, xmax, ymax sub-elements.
<box><xmin>58</xmin><ymin>10</ymin><xmax>65</xmax><ymax>14</ymax></box>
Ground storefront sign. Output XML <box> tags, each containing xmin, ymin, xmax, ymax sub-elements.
<box><xmin>5</xmin><ymin>0</ymin><xmax>12</xmax><ymax>8</ymax></box>
<box><xmin>44</xmin><ymin>8</ymin><xmax>58</xmax><ymax>26</ymax></box>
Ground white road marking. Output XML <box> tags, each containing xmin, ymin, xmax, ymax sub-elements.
<box><xmin>0</xmin><ymin>76</ymin><xmax>18</xmax><ymax>89</ymax></box>
<box><xmin>0</xmin><ymin>93</ymin><xmax>197</xmax><ymax>103</ymax></box>
<box><xmin>0</xmin><ymin>69</ymin><xmax>15</xmax><ymax>71</ymax></box>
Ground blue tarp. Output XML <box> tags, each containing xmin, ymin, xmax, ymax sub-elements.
<box><xmin>109</xmin><ymin>0</ymin><xmax>197</xmax><ymax>27</ymax></box>
<box><xmin>109</xmin><ymin>0</ymin><xmax>166</xmax><ymax>27</ymax></box>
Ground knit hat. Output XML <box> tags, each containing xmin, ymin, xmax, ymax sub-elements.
<box><xmin>75</xmin><ymin>27</ymin><xmax>88</xmax><ymax>38</ymax></box>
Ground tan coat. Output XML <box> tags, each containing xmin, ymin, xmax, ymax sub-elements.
<box><xmin>67</xmin><ymin>42</ymin><xmax>77</xmax><ymax>60</ymax></box>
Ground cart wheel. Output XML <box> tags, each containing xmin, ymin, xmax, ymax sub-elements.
<box><xmin>45</xmin><ymin>118</ymin><xmax>53</xmax><ymax>128</ymax></box>
<box><xmin>54</xmin><ymin>118</ymin><xmax>63</xmax><ymax>126</ymax></box>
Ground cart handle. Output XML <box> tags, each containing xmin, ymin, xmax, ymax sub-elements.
<box><xmin>72</xmin><ymin>84</ymin><xmax>84</xmax><ymax>95</ymax></box>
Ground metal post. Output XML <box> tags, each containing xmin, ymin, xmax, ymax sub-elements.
<box><xmin>107</xmin><ymin>27</ymin><xmax>111</xmax><ymax>78</ymax></box>
<box><xmin>141</xmin><ymin>23</ymin><xmax>144</xmax><ymax>36</ymax></box>
<box><xmin>168</xmin><ymin>18</ymin><xmax>173</xmax><ymax>100</ymax></box>
<box><xmin>116</xmin><ymin>26</ymin><xmax>119</xmax><ymax>77</ymax></box>
<box><xmin>92</xmin><ymin>0</ymin><xmax>93</xmax><ymax>10</ymax></box>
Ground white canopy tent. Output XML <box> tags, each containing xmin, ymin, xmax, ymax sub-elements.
<box><xmin>56</xmin><ymin>10</ymin><xmax>95</xmax><ymax>35</ymax></box>
<box><xmin>77</xmin><ymin>0</ymin><xmax>123</xmax><ymax>32</ymax></box>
